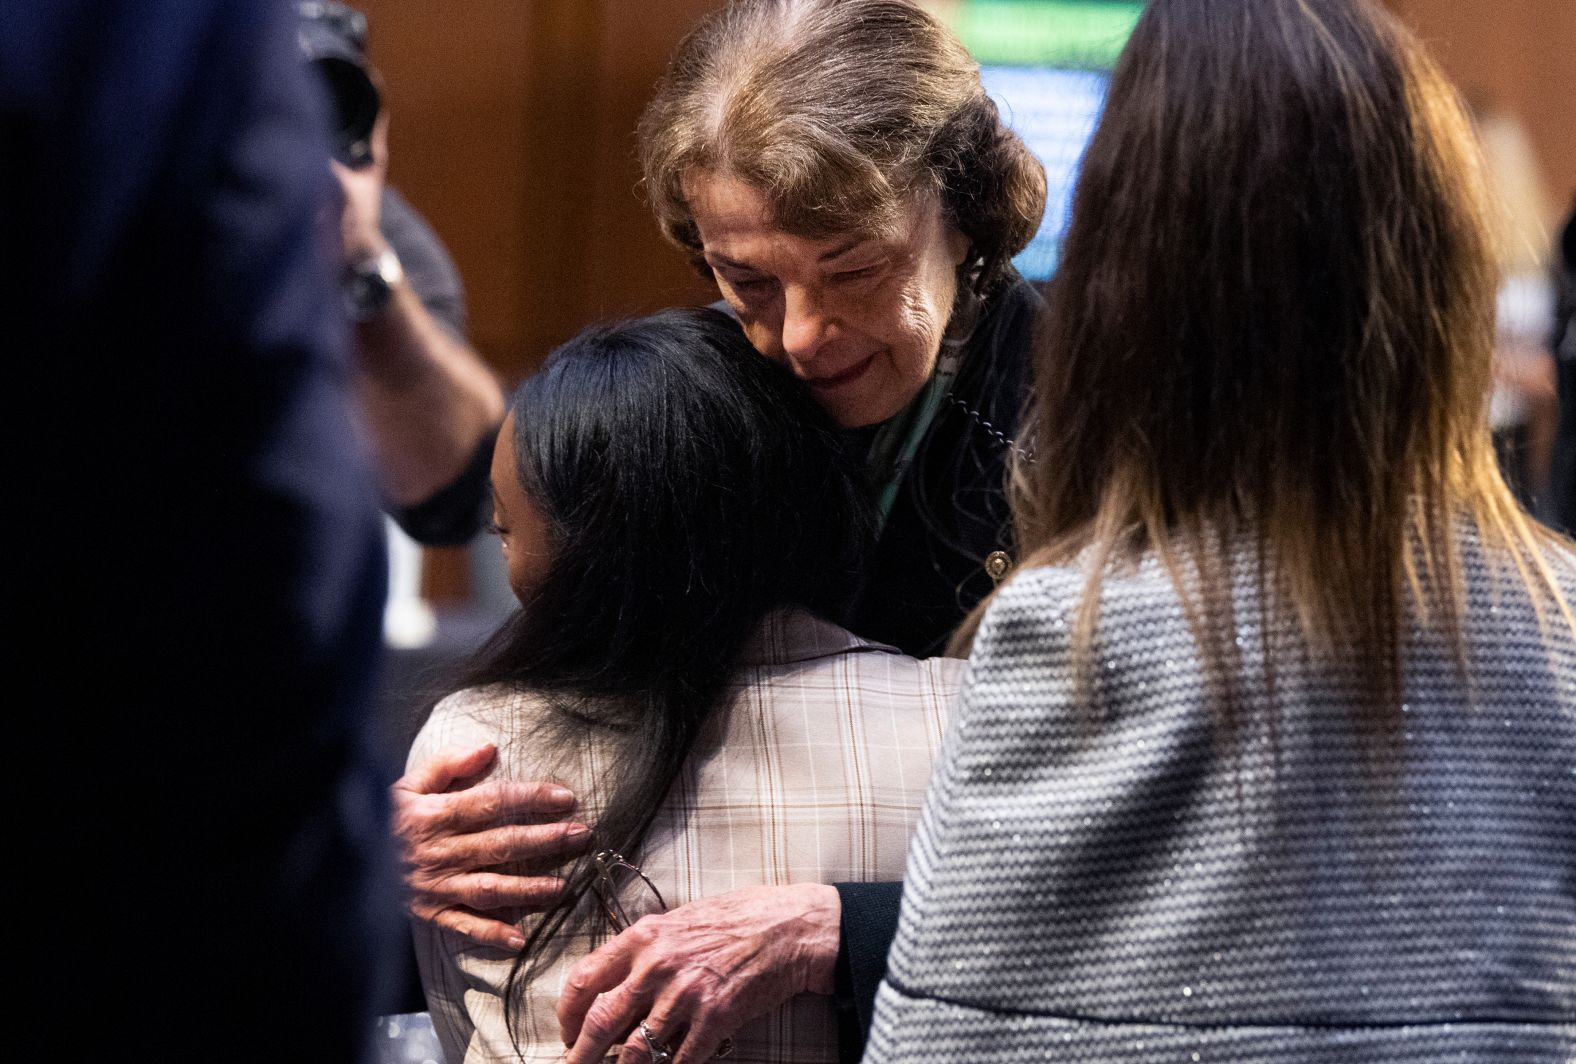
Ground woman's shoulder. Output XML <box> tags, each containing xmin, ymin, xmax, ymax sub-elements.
<box><xmin>987</xmin><ymin>555</ymin><xmax>1180</xmax><ymax>625</ymax></box>
<box><xmin>969</xmin><ymin>555</ymin><xmax>1193</xmax><ymax>678</ymax></box>
<box><xmin>1457</xmin><ymin>522</ymin><xmax>1576</xmax><ymax>650</ymax></box>
<box><xmin>874</xmin><ymin>643</ymin><xmax>968</xmax><ymax>703</ymax></box>
<box><xmin>1529</xmin><ymin>528</ymin><xmax>1576</xmax><ymax>587</ymax></box>
<box><xmin>746</xmin><ymin>609</ymin><xmax>968</xmax><ymax>702</ymax></box>
<box><xmin>1453</xmin><ymin>519</ymin><xmax>1576</xmax><ymax>597</ymax></box>
<box><xmin>407</xmin><ymin>683</ymin><xmax>556</xmax><ymax>772</ymax></box>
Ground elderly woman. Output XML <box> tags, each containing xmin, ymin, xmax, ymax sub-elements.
<box><xmin>867</xmin><ymin>0</ymin><xmax>1576</xmax><ymax>1060</ymax></box>
<box><xmin>395</xmin><ymin>2</ymin><xmax>1044</xmax><ymax>1054</ymax></box>
<box><xmin>640</xmin><ymin>0</ymin><xmax>1046</xmax><ymax>658</ymax></box>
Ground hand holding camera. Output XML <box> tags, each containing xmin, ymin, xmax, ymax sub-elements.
<box><xmin>333</xmin><ymin>109</ymin><xmax>391</xmax><ymax>264</ymax></box>
<box><xmin>295</xmin><ymin>0</ymin><xmax>504</xmax><ymax>511</ymax></box>
<box><xmin>299</xmin><ymin>1</ymin><xmax>401</xmax><ymax>317</ymax></box>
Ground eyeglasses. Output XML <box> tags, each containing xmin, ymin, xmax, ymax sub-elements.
<box><xmin>590</xmin><ymin>850</ymin><xmax>734</xmax><ymax>1060</ymax></box>
<box><xmin>591</xmin><ymin>850</ymin><xmax>668</xmax><ymax>934</ymax></box>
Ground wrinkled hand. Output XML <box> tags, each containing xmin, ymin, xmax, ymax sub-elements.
<box><xmin>394</xmin><ymin>743</ymin><xmax>592</xmax><ymax>950</ymax></box>
<box><xmin>558</xmin><ymin>883</ymin><xmax>841</xmax><ymax>1064</ymax></box>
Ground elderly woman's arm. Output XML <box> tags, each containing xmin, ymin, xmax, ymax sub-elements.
<box><xmin>834</xmin><ymin>882</ymin><xmax>906</xmax><ymax>1037</ymax></box>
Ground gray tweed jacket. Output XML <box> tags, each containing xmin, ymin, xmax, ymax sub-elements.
<box><xmin>866</xmin><ymin>529</ymin><xmax>1576</xmax><ymax>1062</ymax></box>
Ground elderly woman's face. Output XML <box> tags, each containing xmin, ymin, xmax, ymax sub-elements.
<box><xmin>687</xmin><ymin>173</ymin><xmax>970</xmax><ymax>428</ymax></box>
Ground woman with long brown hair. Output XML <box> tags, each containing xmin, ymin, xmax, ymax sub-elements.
<box><xmin>867</xmin><ymin>0</ymin><xmax>1576</xmax><ymax>1059</ymax></box>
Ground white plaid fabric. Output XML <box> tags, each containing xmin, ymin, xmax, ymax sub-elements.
<box><xmin>410</xmin><ymin>609</ymin><xmax>961</xmax><ymax>1063</ymax></box>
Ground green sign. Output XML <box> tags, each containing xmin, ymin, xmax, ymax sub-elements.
<box><xmin>950</xmin><ymin>0</ymin><xmax>1144</xmax><ymax>69</ymax></box>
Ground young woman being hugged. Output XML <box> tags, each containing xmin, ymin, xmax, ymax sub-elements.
<box><xmin>410</xmin><ymin>309</ymin><xmax>960</xmax><ymax>1064</ymax></box>
<box><xmin>867</xmin><ymin>0</ymin><xmax>1576</xmax><ymax>1060</ymax></box>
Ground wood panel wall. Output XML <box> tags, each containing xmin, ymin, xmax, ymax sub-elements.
<box><xmin>358</xmin><ymin>0</ymin><xmax>723</xmax><ymax>388</ymax></box>
<box><xmin>1389</xmin><ymin>0</ymin><xmax>1576</xmax><ymax>222</ymax></box>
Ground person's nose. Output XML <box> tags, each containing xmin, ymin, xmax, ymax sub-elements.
<box><xmin>779</xmin><ymin>284</ymin><xmax>836</xmax><ymax>367</ymax></box>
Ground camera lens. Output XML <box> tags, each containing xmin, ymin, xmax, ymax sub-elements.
<box><xmin>312</xmin><ymin>56</ymin><xmax>380</xmax><ymax>168</ymax></box>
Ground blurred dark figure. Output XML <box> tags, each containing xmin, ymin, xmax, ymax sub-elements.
<box><xmin>301</xmin><ymin>0</ymin><xmax>505</xmax><ymax>545</ymax></box>
<box><xmin>4</xmin><ymin>1</ymin><xmax>398</xmax><ymax>1060</ymax></box>
<box><xmin>1548</xmin><ymin>204</ymin><xmax>1576</xmax><ymax>533</ymax></box>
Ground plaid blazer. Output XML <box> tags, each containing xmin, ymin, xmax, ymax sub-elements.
<box><xmin>410</xmin><ymin>610</ymin><xmax>962</xmax><ymax>1063</ymax></box>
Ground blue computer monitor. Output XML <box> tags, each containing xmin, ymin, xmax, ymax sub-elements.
<box><xmin>952</xmin><ymin>1</ymin><xmax>1144</xmax><ymax>280</ymax></box>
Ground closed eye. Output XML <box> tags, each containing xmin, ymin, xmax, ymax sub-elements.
<box><xmin>726</xmin><ymin>274</ymin><xmax>775</xmax><ymax>293</ymax></box>
<box><xmin>831</xmin><ymin>264</ymin><xmax>881</xmax><ymax>283</ymax></box>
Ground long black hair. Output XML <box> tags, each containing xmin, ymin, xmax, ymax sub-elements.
<box><xmin>458</xmin><ymin>307</ymin><xmax>872</xmax><ymax>1029</ymax></box>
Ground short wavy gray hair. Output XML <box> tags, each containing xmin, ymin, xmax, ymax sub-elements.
<box><xmin>638</xmin><ymin>0</ymin><xmax>1047</xmax><ymax>297</ymax></box>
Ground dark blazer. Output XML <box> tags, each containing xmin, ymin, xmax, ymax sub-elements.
<box><xmin>833</xmin><ymin>275</ymin><xmax>1041</xmax><ymax>1054</ymax></box>
<box><xmin>842</xmin><ymin>275</ymin><xmax>1041</xmax><ymax>659</ymax></box>
<box><xmin>5</xmin><ymin>2</ymin><xmax>398</xmax><ymax>1059</ymax></box>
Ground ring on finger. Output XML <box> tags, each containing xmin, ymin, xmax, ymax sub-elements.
<box><xmin>638</xmin><ymin>1021</ymin><xmax>673</xmax><ymax>1064</ymax></box>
